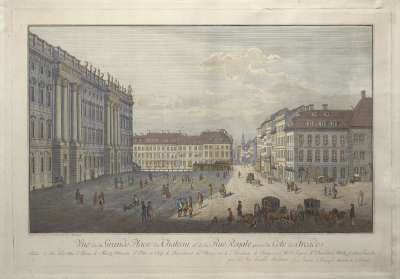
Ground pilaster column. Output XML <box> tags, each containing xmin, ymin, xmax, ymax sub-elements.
<box><xmin>71</xmin><ymin>83</ymin><xmax>78</xmax><ymax>142</ymax></box>
<box><xmin>117</xmin><ymin>105</ymin><xmax>120</xmax><ymax>146</ymax></box>
<box><xmin>77</xmin><ymin>88</ymin><xmax>81</xmax><ymax>143</ymax></box>
<box><xmin>55</xmin><ymin>78</ymin><xmax>62</xmax><ymax>141</ymax></box>
<box><xmin>107</xmin><ymin>103</ymin><xmax>111</xmax><ymax>144</ymax></box>
<box><xmin>110</xmin><ymin>104</ymin><xmax>114</xmax><ymax>146</ymax></box>
<box><xmin>113</xmin><ymin>106</ymin><xmax>117</xmax><ymax>146</ymax></box>
<box><xmin>62</xmin><ymin>79</ymin><xmax>69</xmax><ymax>142</ymax></box>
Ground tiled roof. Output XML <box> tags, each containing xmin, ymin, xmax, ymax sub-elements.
<box><xmin>351</xmin><ymin>97</ymin><xmax>373</xmax><ymax>127</ymax></box>
<box><xmin>288</xmin><ymin>110</ymin><xmax>353</xmax><ymax>129</ymax></box>
<box><xmin>133</xmin><ymin>130</ymin><xmax>233</xmax><ymax>145</ymax></box>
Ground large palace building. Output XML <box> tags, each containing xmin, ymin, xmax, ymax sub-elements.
<box><xmin>133</xmin><ymin>130</ymin><xmax>233</xmax><ymax>171</ymax></box>
<box><xmin>29</xmin><ymin>32</ymin><xmax>134</xmax><ymax>191</ymax></box>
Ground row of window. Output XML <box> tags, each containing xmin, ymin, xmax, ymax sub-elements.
<box><xmin>31</xmin><ymin>155</ymin><xmax>51</xmax><ymax>174</ymax></box>
<box><xmin>305</xmin><ymin>120</ymin><xmax>339</xmax><ymax>128</ymax></box>
<box><xmin>121</xmin><ymin>115</ymin><xmax>132</xmax><ymax>130</ymax></box>
<box><xmin>299</xmin><ymin>134</ymin><xmax>345</xmax><ymax>147</ymax></box>
<box><xmin>134</xmin><ymin>150</ymin><xmax>230</xmax><ymax>159</ymax></box>
<box><xmin>298</xmin><ymin>149</ymin><xmax>345</xmax><ymax>163</ymax></box>
<box><xmin>30</xmin><ymin>86</ymin><xmax>52</xmax><ymax>107</ymax></box>
<box><xmin>354</xmin><ymin>167</ymin><xmax>368</xmax><ymax>176</ymax></box>
<box><xmin>296</xmin><ymin>166</ymin><xmax>346</xmax><ymax>179</ymax></box>
<box><xmin>136</xmin><ymin>160</ymin><xmax>195</xmax><ymax>168</ymax></box>
<box><xmin>121</xmin><ymin>152</ymin><xmax>133</xmax><ymax>168</ymax></box>
<box><xmin>353</xmin><ymin>134</ymin><xmax>367</xmax><ymax>145</ymax></box>
<box><xmin>134</xmin><ymin>144</ymin><xmax>230</xmax><ymax>152</ymax></box>
<box><xmin>84</xmin><ymin>155</ymin><xmax>103</xmax><ymax>169</ymax></box>
<box><xmin>353</xmin><ymin>151</ymin><xmax>367</xmax><ymax>160</ymax></box>
<box><xmin>275</xmin><ymin>149</ymin><xmax>294</xmax><ymax>161</ymax></box>
<box><xmin>82</xmin><ymin>100</ymin><xmax>103</xmax><ymax>122</ymax></box>
<box><xmin>121</xmin><ymin>134</ymin><xmax>133</xmax><ymax>146</ymax></box>
<box><xmin>30</xmin><ymin>61</ymin><xmax>52</xmax><ymax>78</ymax></box>
<box><xmin>30</xmin><ymin>117</ymin><xmax>52</xmax><ymax>140</ymax></box>
<box><xmin>82</xmin><ymin>127</ymin><xmax>103</xmax><ymax>145</ymax></box>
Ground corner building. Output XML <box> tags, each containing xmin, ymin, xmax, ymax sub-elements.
<box><xmin>29</xmin><ymin>32</ymin><xmax>134</xmax><ymax>190</ymax></box>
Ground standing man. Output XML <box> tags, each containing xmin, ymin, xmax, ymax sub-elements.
<box><xmin>350</xmin><ymin>203</ymin><xmax>355</xmax><ymax>226</ymax></box>
<box><xmin>333</xmin><ymin>184</ymin><xmax>338</xmax><ymax>199</ymax></box>
<box><xmin>227</xmin><ymin>208</ymin><xmax>234</xmax><ymax>223</ymax></box>
<box><xmin>75</xmin><ymin>188</ymin><xmax>80</xmax><ymax>203</ymax></box>
<box><xmin>141</xmin><ymin>201</ymin><xmax>147</xmax><ymax>224</ymax></box>
<box><xmin>114</xmin><ymin>176</ymin><xmax>118</xmax><ymax>189</ymax></box>
<box><xmin>197</xmin><ymin>192</ymin><xmax>203</xmax><ymax>209</ymax></box>
<box><xmin>147</xmin><ymin>201</ymin><xmax>153</xmax><ymax>222</ymax></box>
<box><xmin>93</xmin><ymin>192</ymin><xmax>98</xmax><ymax>207</ymax></box>
<box><xmin>237</xmin><ymin>200</ymin><xmax>243</xmax><ymax>221</ymax></box>
<box><xmin>208</xmin><ymin>184</ymin><xmax>213</xmax><ymax>199</ymax></box>
<box><xmin>358</xmin><ymin>190</ymin><xmax>364</xmax><ymax>206</ymax></box>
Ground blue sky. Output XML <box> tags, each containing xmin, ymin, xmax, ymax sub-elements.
<box><xmin>30</xmin><ymin>26</ymin><xmax>372</xmax><ymax>144</ymax></box>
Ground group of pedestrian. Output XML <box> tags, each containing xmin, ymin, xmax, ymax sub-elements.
<box><xmin>139</xmin><ymin>179</ymin><xmax>148</xmax><ymax>189</ymax></box>
<box><xmin>253</xmin><ymin>203</ymin><xmax>262</xmax><ymax>224</ymax></box>
<box><xmin>114</xmin><ymin>176</ymin><xmax>124</xmax><ymax>189</ymax></box>
<box><xmin>208</xmin><ymin>183</ymin><xmax>213</xmax><ymax>199</ymax></box>
<box><xmin>286</xmin><ymin>181</ymin><xmax>299</xmax><ymax>193</ymax></box>
<box><xmin>93</xmin><ymin>191</ymin><xmax>105</xmax><ymax>210</ymax></box>
<box><xmin>141</xmin><ymin>200</ymin><xmax>154</xmax><ymax>224</ymax></box>
<box><xmin>181</xmin><ymin>175</ymin><xmax>192</xmax><ymax>184</ymax></box>
<box><xmin>226</xmin><ymin>200</ymin><xmax>244</xmax><ymax>224</ymax></box>
<box><xmin>176</xmin><ymin>196</ymin><xmax>193</xmax><ymax>218</ymax></box>
<box><xmin>161</xmin><ymin>184</ymin><xmax>171</xmax><ymax>200</ymax></box>
<box><xmin>323</xmin><ymin>183</ymin><xmax>338</xmax><ymax>199</ymax></box>
<box><xmin>197</xmin><ymin>191</ymin><xmax>204</xmax><ymax>209</ymax></box>
<box><xmin>219</xmin><ymin>183</ymin><xmax>227</xmax><ymax>198</ymax></box>
<box><xmin>127</xmin><ymin>175</ymin><xmax>134</xmax><ymax>186</ymax></box>
<box><xmin>75</xmin><ymin>188</ymin><xmax>84</xmax><ymax>204</ymax></box>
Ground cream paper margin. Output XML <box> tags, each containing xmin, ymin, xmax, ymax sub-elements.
<box><xmin>0</xmin><ymin>0</ymin><xmax>398</xmax><ymax>278</ymax></box>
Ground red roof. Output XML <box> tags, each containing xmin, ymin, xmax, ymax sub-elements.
<box><xmin>351</xmin><ymin>97</ymin><xmax>372</xmax><ymax>127</ymax></box>
<box><xmin>133</xmin><ymin>130</ymin><xmax>233</xmax><ymax>145</ymax></box>
<box><xmin>289</xmin><ymin>110</ymin><xmax>353</xmax><ymax>129</ymax></box>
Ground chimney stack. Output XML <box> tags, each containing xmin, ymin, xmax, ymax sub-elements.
<box><xmin>322</xmin><ymin>104</ymin><xmax>328</xmax><ymax>110</ymax></box>
<box><xmin>361</xmin><ymin>90</ymin><xmax>366</xmax><ymax>99</ymax></box>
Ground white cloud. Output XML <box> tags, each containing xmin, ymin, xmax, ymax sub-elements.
<box><xmin>201</xmin><ymin>47</ymin><xmax>281</xmax><ymax>80</ymax></box>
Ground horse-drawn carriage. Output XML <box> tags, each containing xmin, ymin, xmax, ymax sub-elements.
<box><xmin>304</xmin><ymin>198</ymin><xmax>320</xmax><ymax>216</ymax></box>
<box><xmin>261</xmin><ymin>196</ymin><xmax>280</xmax><ymax>212</ymax></box>
<box><xmin>246</xmin><ymin>173</ymin><xmax>256</xmax><ymax>184</ymax></box>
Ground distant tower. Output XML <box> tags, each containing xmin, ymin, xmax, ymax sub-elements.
<box><xmin>241</xmin><ymin>133</ymin><xmax>245</xmax><ymax>146</ymax></box>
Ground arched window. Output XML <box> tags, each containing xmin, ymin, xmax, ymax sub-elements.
<box><xmin>48</xmin><ymin>156</ymin><xmax>52</xmax><ymax>171</ymax></box>
<box><xmin>31</xmin><ymin>156</ymin><xmax>35</xmax><ymax>174</ymax></box>
<box><xmin>47</xmin><ymin>121</ymin><xmax>52</xmax><ymax>139</ymax></box>
<box><xmin>47</xmin><ymin>91</ymin><xmax>51</xmax><ymax>106</ymax></box>
<box><xmin>39</xmin><ymin>88</ymin><xmax>44</xmax><ymax>104</ymax></box>
<box><xmin>41</xmin><ymin>156</ymin><xmax>44</xmax><ymax>173</ymax></box>
<box><xmin>30</xmin><ymin>86</ymin><xmax>35</xmax><ymax>102</ymax></box>
<box><xmin>40</xmin><ymin>120</ymin><xmax>44</xmax><ymax>138</ymax></box>
<box><xmin>30</xmin><ymin>118</ymin><xmax>35</xmax><ymax>138</ymax></box>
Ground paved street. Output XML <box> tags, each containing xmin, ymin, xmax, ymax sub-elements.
<box><xmin>188</xmin><ymin>165</ymin><xmax>372</xmax><ymax>222</ymax></box>
<box><xmin>30</xmin><ymin>165</ymin><xmax>372</xmax><ymax>233</ymax></box>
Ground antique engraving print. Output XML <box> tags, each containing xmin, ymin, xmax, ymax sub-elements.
<box><xmin>28</xmin><ymin>26</ymin><xmax>373</xmax><ymax>233</ymax></box>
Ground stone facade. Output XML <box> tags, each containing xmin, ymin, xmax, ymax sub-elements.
<box><xmin>256</xmin><ymin>92</ymin><xmax>372</xmax><ymax>183</ymax></box>
<box><xmin>133</xmin><ymin>130</ymin><xmax>233</xmax><ymax>171</ymax></box>
<box><xmin>29</xmin><ymin>32</ymin><xmax>134</xmax><ymax>191</ymax></box>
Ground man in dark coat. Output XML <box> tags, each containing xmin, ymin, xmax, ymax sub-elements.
<box><xmin>237</xmin><ymin>200</ymin><xmax>243</xmax><ymax>220</ymax></box>
<box><xmin>141</xmin><ymin>201</ymin><xmax>147</xmax><ymax>224</ymax></box>
<box><xmin>350</xmin><ymin>203</ymin><xmax>355</xmax><ymax>226</ymax></box>
<box><xmin>75</xmin><ymin>188</ymin><xmax>80</xmax><ymax>203</ymax></box>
